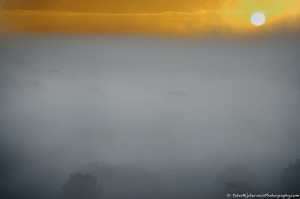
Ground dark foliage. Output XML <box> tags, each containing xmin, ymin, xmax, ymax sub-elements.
<box><xmin>223</xmin><ymin>181</ymin><xmax>252</xmax><ymax>194</ymax></box>
<box><xmin>280</xmin><ymin>159</ymin><xmax>300</xmax><ymax>194</ymax></box>
<box><xmin>62</xmin><ymin>173</ymin><xmax>101</xmax><ymax>199</ymax></box>
<box><xmin>214</xmin><ymin>167</ymin><xmax>253</xmax><ymax>197</ymax></box>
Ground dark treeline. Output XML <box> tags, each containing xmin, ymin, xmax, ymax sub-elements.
<box><xmin>60</xmin><ymin>159</ymin><xmax>300</xmax><ymax>199</ymax></box>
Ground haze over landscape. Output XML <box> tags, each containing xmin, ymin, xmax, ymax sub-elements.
<box><xmin>1</xmin><ymin>34</ymin><xmax>300</xmax><ymax>198</ymax></box>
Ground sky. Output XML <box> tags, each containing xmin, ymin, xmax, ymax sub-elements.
<box><xmin>0</xmin><ymin>0</ymin><xmax>300</xmax><ymax>34</ymax></box>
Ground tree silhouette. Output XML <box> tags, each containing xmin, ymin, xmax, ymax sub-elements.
<box><xmin>214</xmin><ymin>167</ymin><xmax>253</xmax><ymax>197</ymax></box>
<box><xmin>80</xmin><ymin>162</ymin><xmax>114</xmax><ymax>182</ymax></box>
<box><xmin>280</xmin><ymin>159</ymin><xmax>300</xmax><ymax>194</ymax></box>
<box><xmin>223</xmin><ymin>181</ymin><xmax>252</xmax><ymax>194</ymax></box>
<box><xmin>62</xmin><ymin>173</ymin><xmax>101</xmax><ymax>199</ymax></box>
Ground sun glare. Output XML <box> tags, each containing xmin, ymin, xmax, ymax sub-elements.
<box><xmin>251</xmin><ymin>12</ymin><xmax>266</xmax><ymax>26</ymax></box>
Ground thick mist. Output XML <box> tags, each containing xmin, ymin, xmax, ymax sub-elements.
<box><xmin>0</xmin><ymin>35</ymin><xmax>300</xmax><ymax>198</ymax></box>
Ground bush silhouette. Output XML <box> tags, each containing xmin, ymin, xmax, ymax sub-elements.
<box><xmin>214</xmin><ymin>167</ymin><xmax>253</xmax><ymax>197</ymax></box>
<box><xmin>280</xmin><ymin>159</ymin><xmax>300</xmax><ymax>194</ymax></box>
<box><xmin>62</xmin><ymin>173</ymin><xmax>101</xmax><ymax>199</ymax></box>
<box><xmin>223</xmin><ymin>181</ymin><xmax>252</xmax><ymax>193</ymax></box>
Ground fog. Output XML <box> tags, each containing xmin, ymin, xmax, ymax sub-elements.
<box><xmin>0</xmin><ymin>35</ymin><xmax>300</xmax><ymax>198</ymax></box>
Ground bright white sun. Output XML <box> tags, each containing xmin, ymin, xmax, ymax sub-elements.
<box><xmin>250</xmin><ymin>12</ymin><xmax>265</xmax><ymax>26</ymax></box>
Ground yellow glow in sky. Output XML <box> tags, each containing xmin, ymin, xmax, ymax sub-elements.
<box><xmin>0</xmin><ymin>0</ymin><xmax>299</xmax><ymax>34</ymax></box>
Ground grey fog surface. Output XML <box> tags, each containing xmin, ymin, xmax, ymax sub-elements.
<box><xmin>0</xmin><ymin>35</ymin><xmax>300</xmax><ymax>198</ymax></box>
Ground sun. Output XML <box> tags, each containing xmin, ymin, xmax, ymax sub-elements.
<box><xmin>250</xmin><ymin>12</ymin><xmax>266</xmax><ymax>26</ymax></box>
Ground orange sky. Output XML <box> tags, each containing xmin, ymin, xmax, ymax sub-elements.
<box><xmin>0</xmin><ymin>0</ymin><xmax>300</xmax><ymax>34</ymax></box>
